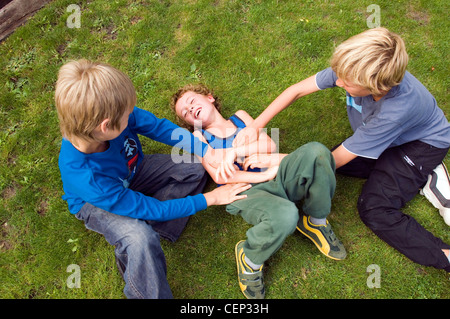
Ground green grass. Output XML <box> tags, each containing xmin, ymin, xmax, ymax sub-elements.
<box><xmin>0</xmin><ymin>0</ymin><xmax>449</xmax><ymax>299</ymax></box>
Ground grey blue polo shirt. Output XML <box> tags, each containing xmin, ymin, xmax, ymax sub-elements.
<box><xmin>315</xmin><ymin>67</ymin><xmax>450</xmax><ymax>159</ymax></box>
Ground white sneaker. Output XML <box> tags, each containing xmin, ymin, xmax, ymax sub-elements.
<box><xmin>420</xmin><ymin>163</ymin><xmax>450</xmax><ymax>226</ymax></box>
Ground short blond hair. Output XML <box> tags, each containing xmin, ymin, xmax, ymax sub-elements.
<box><xmin>55</xmin><ymin>59</ymin><xmax>136</xmax><ymax>142</ymax></box>
<box><xmin>170</xmin><ymin>83</ymin><xmax>221</xmax><ymax>131</ymax></box>
<box><xmin>331</xmin><ymin>28</ymin><xmax>408</xmax><ymax>95</ymax></box>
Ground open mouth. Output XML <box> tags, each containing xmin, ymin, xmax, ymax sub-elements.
<box><xmin>194</xmin><ymin>107</ymin><xmax>202</xmax><ymax>119</ymax></box>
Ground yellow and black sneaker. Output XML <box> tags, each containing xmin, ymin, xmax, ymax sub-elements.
<box><xmin>296</xmin><ymin>214</ymin><xmax>347</xmax><ymax>260</ymax></box>
<box><xmin>235</xmin><ymin>240</ymin><xmax>265</xmax><ymax>299</ymax></box>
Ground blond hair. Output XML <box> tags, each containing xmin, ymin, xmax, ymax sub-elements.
<box><xmin>170</xmin><ymin>83</ymin><xmax>221</xmax><ymax>131</ymax></box>
<box><xmin>55</xmin><ymin>59</ymin><xmax>136</xmax><ymax>142</ymax></box>
<box><xmin>330</xmin><ymin>28</ymin><xmax>408</xmax><ymax>95</ymax></box>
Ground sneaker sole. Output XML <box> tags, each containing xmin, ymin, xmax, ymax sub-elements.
<box><xmin>235</xmin><ymin>240</ymin><xmax>252</xmax><ymax>299</ymax></box>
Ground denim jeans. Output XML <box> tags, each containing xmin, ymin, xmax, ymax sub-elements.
<box><xmin>75</xmin><ymin>154</ymin><xmax>207</xmax><ymax>298</ymax></box>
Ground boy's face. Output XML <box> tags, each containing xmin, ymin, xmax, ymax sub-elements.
<box><xmin>175</xmin><ymin>91</ymin><xmax>216</xmax><ymax>128</ymax></box>
<box><xmin>336</xmin><ymin>78</ymin><xmax>372</xmax><ymax>97</ymax></box>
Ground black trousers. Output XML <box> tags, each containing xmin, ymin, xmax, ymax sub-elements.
<box><xmin>334</xmin><ymin>140</ymin><xmax>450</xmax><ymax>272</ymax></box>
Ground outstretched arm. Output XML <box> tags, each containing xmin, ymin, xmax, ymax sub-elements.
<box><xmin>233</xmin><ymin>75</ymin><xmax>320</xmax><ymax>147</ymax></box>
<box><xmin>203</xmin><ymin>183</ymin><xmax>252</xmax><ymax>206</ymax></box>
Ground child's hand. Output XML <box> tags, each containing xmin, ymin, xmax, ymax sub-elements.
<box><xmin>215</xmin><ymin>148</ymin><xmax>238</xmax><ymax>182</ymax></box>
<box><xmin>262</xmin><ymin>165</ymin><xmax>279</xmax><ymax>181</ymax></box>
<box><xmin>203</xmin><ymin>146</ymin><xmax>237</xmax><ymax>181</ymax></box>
<box><xmin>243</xmin><ymin>153</ymin><xmax>286</xmax><ymax>170</ymax></box>
<box><xmin>243</xmin><ymin>153</ymin><xmax>272</xmax><ymax>170</ymax></box>
<box><xmin>204</xmin><ymin>183</ymin><xmax>251</xmax><ymax>206</ymax></box>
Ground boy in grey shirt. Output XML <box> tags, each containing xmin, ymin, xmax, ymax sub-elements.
<box><xmin>233</xmin><ymin>28</ymin><xmax>450</xmax><ymax>272</ymax></box>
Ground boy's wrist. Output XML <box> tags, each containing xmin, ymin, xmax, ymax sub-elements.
<box><xmin>204</xmin><ymin>191</ymin><xmax>219</xmax><ymax>206</ymax></box>
<box><xmin>203</xmin><ymin>192</ymin><xmax>213</xmax><ymax>206</ymax></box>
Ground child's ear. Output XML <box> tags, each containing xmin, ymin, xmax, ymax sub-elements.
<box><xmin>98</xmin><ymin>119</ymin><xmax>111</xmax><ymax>133</ymax></box>
<box><xmin>207</xmin><ymin>94</ymin><xmax>215</xmax><ymax>103</ymax></box>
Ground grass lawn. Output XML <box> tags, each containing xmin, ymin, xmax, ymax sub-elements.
<box><xmin>0</xmin><ymin>0</ymin><xmax>449</xmax><ymax>300</ymax></box>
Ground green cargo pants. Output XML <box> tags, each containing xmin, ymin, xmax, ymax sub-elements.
<box><xmin>226</xmin><ymin>142</ymin><xmax>336</xmax><ymax>265</ymax></box>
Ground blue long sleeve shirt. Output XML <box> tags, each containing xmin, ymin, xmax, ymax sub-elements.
<box><xmin>58</xmin><ymin>106</ymin><xmax>208</xmax><ymax>221</ymax></box>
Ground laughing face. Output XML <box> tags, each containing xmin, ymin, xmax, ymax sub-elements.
<box><xmin>175</xmin><ymin>91</ymin><xmax>218</xmax><ymax>129</ymax></box>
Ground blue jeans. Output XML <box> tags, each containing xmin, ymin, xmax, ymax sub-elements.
<box><xmin>75</xmin><ymin>154</ymin><xmax>207</xmax><ymax>298</ymax></box>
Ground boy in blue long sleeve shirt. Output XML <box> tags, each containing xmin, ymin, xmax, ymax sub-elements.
<box><xmin>55</xmin><ymin>59</ymin><xmax>250</xmax><ymax>298</ymax></box>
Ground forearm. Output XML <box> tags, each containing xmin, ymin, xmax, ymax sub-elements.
<box><xmin>201</xmin><ymin>145</ymin><xmax>228</xmax><ymax>168</ymax></box>
<box><xmin>234</xmin><ymin>138</ymin><xmax>276</xmax><ymax>158</ymax></box>
<box><xmin>332</xmin><ymin>144</ymin><xmax>357</xmax><ymax>169</ymax></box>
<box><xmin>251</xmin><ymin>88</ymin><xmax>299</xmax><ymax>129</ymax></box>
<box><xmin>215</xmin><ymin>170</ymin><xmax>273</xmax><ymax>185</ymax></box>
<box><xmin>92</xmin><ymin>188</ymin><xmax>206</xmax><ymax>221</ymax></box>
<box><xmin>251</xmin><ymin>75</ymin><xmax>318</xmax><ymax>129</ymax></box>
<box><xmin>243</xmin><ymin>153</ymin><xmax>288</xmax><ymax>171</ymax></box>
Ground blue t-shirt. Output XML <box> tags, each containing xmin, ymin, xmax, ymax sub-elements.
<box><xmin>315</xmin><ymin>67</ymin><xmax>450</xmax><ymax>159</ymax></box>
<box><xmin>58</xmin><ymin>106</ymin><xmax>208</xmax><ymax>221</ymax></box>
<box><xmin>201</xmin><ymin>114</ymin><xmax>245</xmax><ymax>149</ymax></box>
